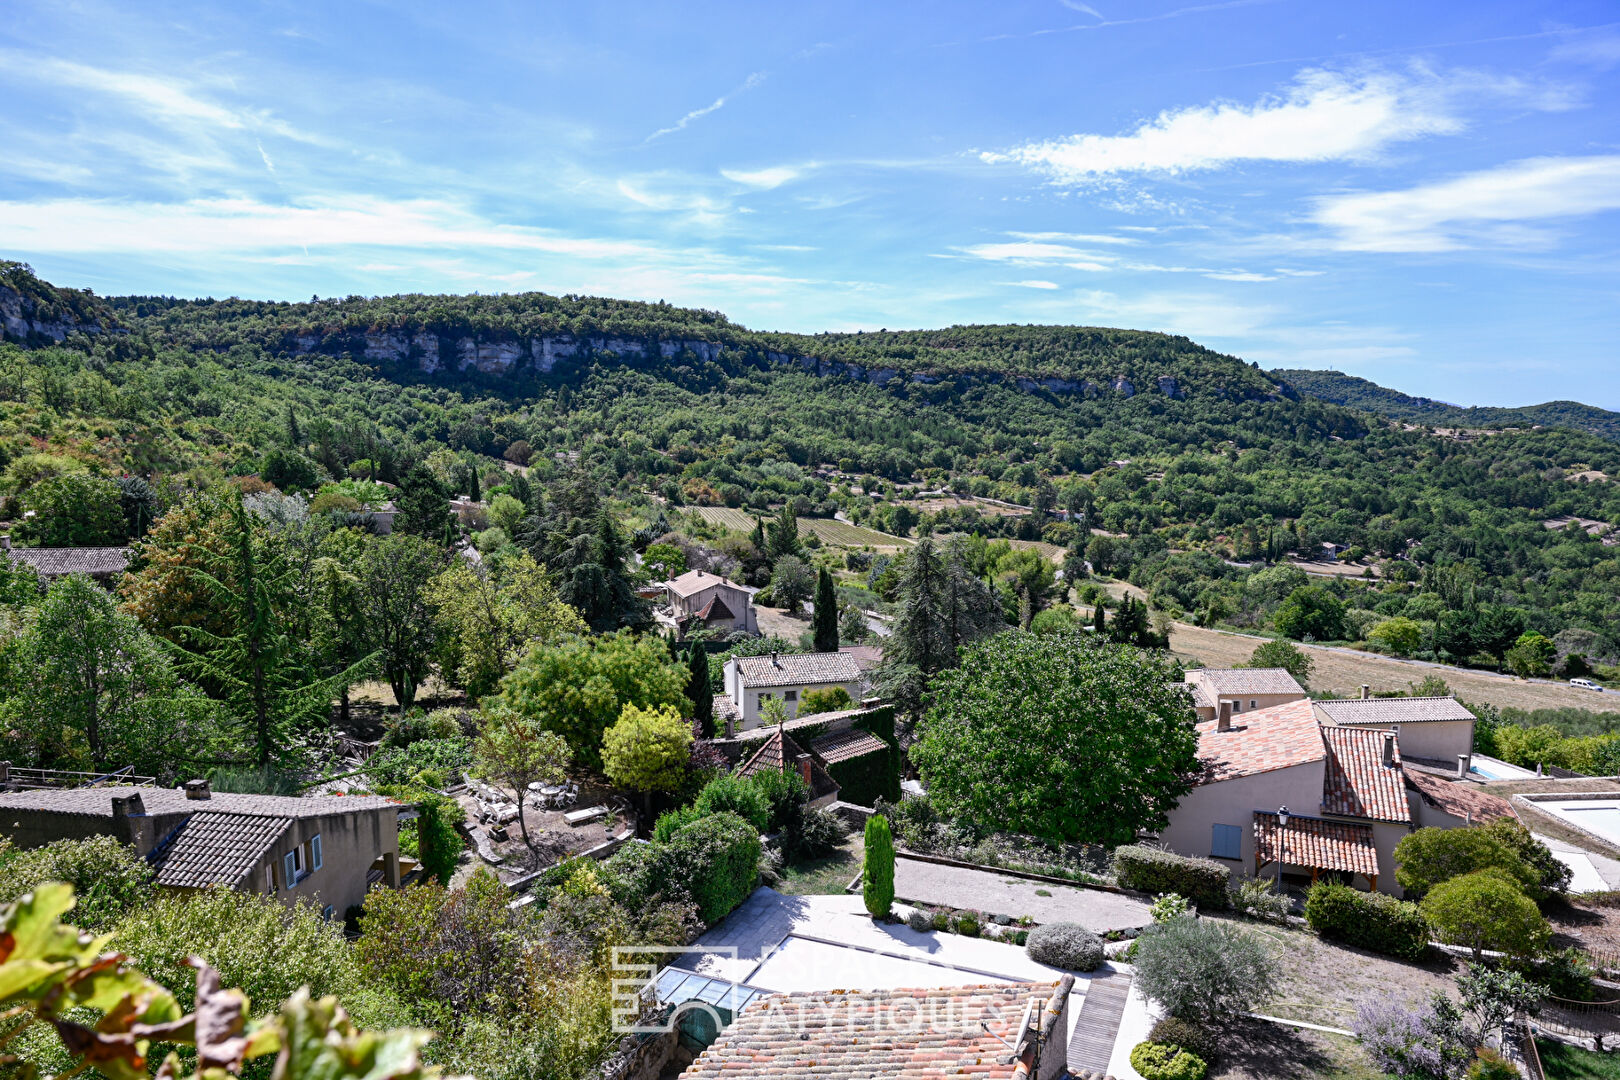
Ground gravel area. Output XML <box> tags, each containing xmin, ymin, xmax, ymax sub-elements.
<box><xmin>893</xmin><ymin>856</ymin><xmax>1152</xmax><ymax>930</ymax></box>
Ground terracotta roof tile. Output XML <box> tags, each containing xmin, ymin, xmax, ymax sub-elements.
<box><xmin>1317</xmin><ymin>697</ymin><xmax>1477</xmax><ymax>725</ymax></box>
<box><xmin>737</xmin><ymin>730</ymin><xmax>839</xmax><ymax>800</ymax></box>
<box><xmin>733</xmin><ymin>652</ymin><xmax>863</xmax><ymax>689</ymax></box>
<box><xmin>1406</xmin><ymin>771</ymin><xmax>1515</xmax><ymax>824</ymax></box>
<box><xmin>1321</xmin><ymin>726</ymin><xmax>1411</xmax><ymax>823</ymax></box>
<box><xmin>682</xmin><ymin>982</ymin><xmax>1063</xmax><ymax>1080</ymax></box>
<box><xmin>1253</xmin><ymin>811</ymin><xmax>1379</xmax><ymax>878</ymax></box>
<box><xmin>1195</xmin><ymin>699</ymin><xmax>1324</xmax><ymax>782</ymax></box>
<box><xmin>667</xmin><ymin>569</ymin><xmax>749</xmax><ymax>599</ymax></box>
<box><xmin>148</xmin><ymin>811</ymin><xmax>290</xmax><ymax>888</ymax></box>
<box><xmin>1189</xmin><ymin>668</ymin><xmax>1307</xmax><ymax>696</ymax></box>
<box><xmin>811</xmin><ymin>729</ymin><xmax>889</xmax><ymax>765</ymax></box>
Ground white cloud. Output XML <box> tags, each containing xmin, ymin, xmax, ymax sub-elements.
<box><xmin>1007</xmin><ymin>230</ymin><xmax>1140</xmax><ymax>245</ymax></box>
<box><xmin>1203</xmin><ymin>270</ymin><xmax>1276</xmax><ymax>281</ymax></box>
<box><xmin>646</xmin><ymin>72</ymin><xmax>766</xmax><ymax>142</ymax></box>
<box><xmin>1311</xmin><ymin>155</ymin><xmax>1620</xmax><ymax>252</ymax></box>
<box><xmin>721</xmin><ymin>165</ymin><xmax>804</xmax><ymax>189</ymax></box>
<box><xmin>1058</xmin><ymin>0</ymin><xmax>1103</xmax><ymax>17</ymax></box>
<box><xmin>957</xmin><ymin>240</ymin><xmax>1118</xmax><ymax>263</ymax></box>
<box><xmin>1549</xmin><ymin>32</ymin><xmax>1620</xmax><ymax>69</ymax></box>
<box><xmin>1068</xmin><ymin>288</ymin><xmax>1277</xmax><ymax>338</ymax></box>
<box><xmin>1006</xmin><ymin>279</ymin><xmax>1061</xmax><ymax>289</ymax></box>
<box><xmin>982</xmin><ymin>66</ymin><xmax>1565</xmax><ymax>181</ymax></box>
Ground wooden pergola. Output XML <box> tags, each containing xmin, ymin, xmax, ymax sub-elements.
<box><xmin>1252</xmin><ymin>810</ymin><xmax>1380</xmax><ymax>893</ymax></box>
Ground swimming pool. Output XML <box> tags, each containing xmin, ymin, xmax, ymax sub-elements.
<box><xmin>1537</xmin><ymin>800</ymin><xmax>1620</xmax><ymax>847</ymax></box>
<box><xmin>1467</xmin><ymin>754</ymin><xmax>1540</xmax><ymax>782</ymax></box>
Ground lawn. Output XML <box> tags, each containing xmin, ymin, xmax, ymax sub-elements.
<box><xmin>1539</xmin><ymin>1039</ymin><xmax>1620</xmax><ymax>1079</ymax></box>
<box><xmin>775</xmin><ymin>833</ymin><xmax>864</xmax><ymax>896</ymax></box>
<box><xmin>1208</xmin><ymin>1021</ymin><xmax>1380</xmax><ymax>1080</ymax></box>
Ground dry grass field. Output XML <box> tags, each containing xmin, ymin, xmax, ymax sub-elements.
<box><xmin>689</xmin><ymin>505</ymin><xmax>912</xmax><ymax>548</ymax></box>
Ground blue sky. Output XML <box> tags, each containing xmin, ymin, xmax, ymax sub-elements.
<box><xmin>3</xmin><ymin>1</ymin><xmax>1619</xmax><ymax>407</ymax></box>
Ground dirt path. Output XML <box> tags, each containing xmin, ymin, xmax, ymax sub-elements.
<box><xmin>1167</xmin><ymin>622</ymin><xmax>1620</xmax><ymax>713</ymax></box>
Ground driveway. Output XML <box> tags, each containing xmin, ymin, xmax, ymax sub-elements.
<box><xmin>895</xmin><ymin>856</ymin><xmax>1154</xmax><ymax>931</ymax></box>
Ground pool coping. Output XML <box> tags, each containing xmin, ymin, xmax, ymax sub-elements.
<box><xmin>1513</xmin><ymin>791</ymin><xmax>1620</xmax><ymax>858</ymax></box>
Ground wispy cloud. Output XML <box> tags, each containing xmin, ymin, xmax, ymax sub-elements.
<box><xmin>1549</xmin><ymin>31</ymin><xmax>1620</xmax><ymax>69</ymax></box>
<box><xmin>646</xmin><ymin>72</ymin><xmax>765</xmax><ymax>142</ymax></box>
<box><xmin>976</xmin><ymin>0</ymin><xmax>1281</xmax><ymax>44</ymax></box>
<box><xmin>983</xmin><ymin>65</ymin><xmax>1569</xmax><ymax>182</ymax></box>
<box><xmin>721</xmin><ymin>165</ymin><xmax>805</xmax><ymax>189</ymax></box>
<box><xmin>1312</xmin><ymin>155</ymin><xmax>1620</xmax><ymax>252</ymax></box>
<box><xmin>1057</xmin><ymin>1</ymin><xmax>1104</xmax><ymax>18</ymax></box>
<box><xmin>1007</xmin><ymin>230</ymin><xmax>1141</xmax><ymax>245</ymax></box>
<box><xmin>1005</xmin><ymin>279</ymin><xmax>1061</xmax><ymax>289</ymax></box>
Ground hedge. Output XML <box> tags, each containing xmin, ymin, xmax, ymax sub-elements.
<box><xmin>1303</xmin><ymin>881</ymin><xmax>1429</xmax><ymax>960</ymax></box>
<box><xmin>1113</xmin><ymin>845</ymin><xmax>1230</xmax><ymax>909</ymax></box>
<box><xmin>1130</xmin><ymin>1041</ymin><xmax>1208</xmax><ymax>1080</ymax></box>
<box><xmin>666</xmin><ymin>811</ymin><xmax>762</xmax><ymax>924</ymax></box>
<box><xmin>853</xmin><ymin>706</ymin><xmax>903</xmax><ymax>805</ymax></box>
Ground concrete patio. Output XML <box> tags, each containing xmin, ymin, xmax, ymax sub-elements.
<box><xmin>893</xmin><ymin>855</ymin><xmax>1154</xmax><ymax>931</ymax></box>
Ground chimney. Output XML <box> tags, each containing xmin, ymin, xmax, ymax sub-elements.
<box><xmin>1217</xmin><ymin>700</ymin><xmax>1232</xmax><ymax>733</ymax></box>
<box><xmin>1</xmin><ymin>535</ymin><xmax>9</xmax><ymax>550</ymax></box>
<box><xmin>112</xmin><ymin>793</ymin><xmax>155</xmax><ymax>854</ymax></box>
<box><xmin>1536</xmin><ymin>762</ymin><xmax>1544</xmax><ymax>777</ymax></box>
<box><xmin>771</xmin><ymin>651</ymin><xmax>780</xmax><ymax>667</ymax></box>
<box><xmin>796</xmin><ymin>753</ymin><xmax>813</xmax><ymax>788</ymax></box>
<box><xmin>1382</xmin><ymin>732</ymin><xmax>1395</xmax><ymax>767</ymax></box>
<box><xmin>184</xmin><ymin>778</ymin><xmax>211</xmax><ymax>800</ymax></box>
<box><xmin>1457</xmin><ymin>754</ymin><xmax>1470</xmax><ymax>779</ymax></box>
<box><xmin>1360</xmin><ymin>684</ymin><xmax>1371</xmax><ymax>700</ymax></box>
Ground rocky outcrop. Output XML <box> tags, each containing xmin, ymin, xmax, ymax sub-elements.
<box><xmin>0</xmin><ymin>284</ymin><xmax>115</xmax><ymax>343</ymax></box>
<box><xmin>1157</xmin><ymin>375</ymin><xmax>1183</xmax><ymax>399</ymax></box>
<box><xmin>1111</xmin><ymin>376</ymin><xmax>1135</xmax><ymax>397</ymax></box>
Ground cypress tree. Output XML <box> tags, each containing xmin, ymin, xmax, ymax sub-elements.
<box><xmin>863</xmin><ymin>815</ymin><xmax>895</xmax><ymax>919</ymax></box>
<box><xmin>686</xmin><ymin>644</ymin><xmax>714</xmax><ymax>738</ymax></box>
<box><xmin>1093</xmin><ymin>599</ymin><xmax>1106</xmax><ymax>633</ymax></box>
<box><xmin>813</xmin><ymin>567</ymin><xmax>839</xmax><ymax>652</ymax></box>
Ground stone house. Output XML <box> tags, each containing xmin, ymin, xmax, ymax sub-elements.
<box><xmin>1158</xmin><ymin>699</ymin><xmax>1416</xmax><ymax>894</ymax></box>
<box><xmin>0</xmin><ymin>781</ymin><xmax>404</xmax><ymax>919</ymax></box>
<box><xmin>1314</xmin><ymin>694</ymin><xmax>1477</xmax><ymax>772</ymax></box>
<box><xmin>665</xmin><ymin>569</ymin><xmax>757</xmax><ymax>637</ymax></box>
<box><xmin>2</xmin><ymin>536</ymin><xmax>129</xmax><ymax>582</ymax></box>
<box><xmin>1184</xmin><ymin>667</ymin><xmax>1307</xmax><ymax>722</ymax></box>
<box><xmin>722</xmin><ymin>652</ymin><xmax>864</xmax><ymax>729</ymax></box>
<box><xmin>733</xmin><ymin>727</ymin><xmax>842</xmax><ymax>808</ymax></box>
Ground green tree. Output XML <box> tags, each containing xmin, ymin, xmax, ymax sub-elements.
<box><xmin>487</xmin><ymin>493</ymin><xmax>526</xmax><ymax>535</ymax></box>
<box><xmin>1504</xmin><ymin>631</ymin><xmax>1557</xmax><ymax>678</ymax></box>
<box><xmin>424</xmin><ymin>550</ymin><xmax>585</xmax><ymax>700</ymax></box>
<box><xmin>1273</xmin><ymin>585</ymin><xmax>1347</xmax><ymax>641</ymax></box>
<box><xmin>911</xmin><ymin>631</ymin><xmax>1199</xmax><ymax>846</ymax></box>
<box><xmin>863</xmin><ymin>814</ymin><xmax>895</xmax><ymax>918</ymax></box>
<box><xmin>1421</xmin><ymin>868</ymin><xmax>1550</xmax><ymax>961</ymax></box>
<box><xmin>356</xmin><ymin>533</ymin><xmax>446</xmax><ymax>711</ymax></box>
<box><xmin>1133</xmin><ymin>915</ymin><xmax>1278</xmax><ymax>1023</ymax></box>
<box><xmin>1369</xmin><ymin>616</ymin><xmax>1424</xmax><ymax>657</ymax></box>
<box><xmin>685</xmin><ymin>644</ymin><xmax>714</xmax><ymax>737</ymax></box>
<box><xmin>839</xmin><ymin>602</ymin><xmax>867</xmax><ymax>646</ymax></box>
<box><xmin>1246</xmin><ymin>638</ymin><xmax>1314</xmax><ymax>684</ymax></box>
<box><xmin>1457</xmin><ymin>963</ymin><xmax>1545</xmax><ymax>1046</ymax></box>
<box><xmin>766</xmin><ymin>503</ymin><xmax>801</xmax><ymax>562</ymax></box>
<box><xmin>15</xmin><ymin>473</ymin><xmax>126</xmax><ymax>546</ymax></box>
<box><xmin>770</xmin><ymin>555</ymin><xmax>813</xmax><ymax>613</ymax></box>
<box><xmin>1394</xmin><ymin>824</ymin><xmax>1542</xmax><ymax>899</ymax></box>
<box><xmin>875</xmin><ymin>537</ymin><xmax>1003</xmax><ymax>717</ymax></box>
<box><xmin>801</xmin><ymin>686</ymin><xmax>854</xmax><ymax>714</ymax></box>
<box><xmin>0</xmin><ymin>835</ymin><xmax>155</xmax><ymax>932</ymax></box>
<box><xmin>642</xmin><ymin>542</ymin><xmax>688</xmax><ymax>581</ymax></box>
<box><xmin>494</xmin><ymin>630</ymin><xmax>687</xmax><ymax>769</ymax></box>
<box><xmin>812</xmin><ymin>567</ymin><xmax>839</xmax><ymax>650</ymax></box>
<box><xmin>553</xmin><ymin>511</ymin><xmax>650</xmax><ymax>633</ymax></box>
<box><xmin>474</xmin><ymin>704</ymin><xmax>570</xmax><ymax>850</ymax></box>
<box><xmin>395</xmin><ymin>465</ymin><xmax>454</xmax><ymax>541</ymax></box>
<box><xmin>259</xmin><ymin>448</ymin><xmax>321</xmax><ymax>492</ymax></box>
<box><xmin>3</xmin><ymin>573</ymin><xmax>218</xmax><ymax>774</ymax></box>
<box><xmin>602</xmin><ymin>703</ymin><xmax>692</xmax><ymax>805</ymax></box>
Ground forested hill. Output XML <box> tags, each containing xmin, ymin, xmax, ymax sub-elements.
<box><xmin>1274</xmin><ymin>367</ymin><xmax>1620</xmax><ymax>443</ymax></box>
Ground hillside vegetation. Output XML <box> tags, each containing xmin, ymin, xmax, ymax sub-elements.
<box><xmin>3</xmin><ymin>261</ymin><xmax>1619</xmax><ymax>675</ymax></box>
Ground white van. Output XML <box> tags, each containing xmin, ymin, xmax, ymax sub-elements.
<box><xmin>1571</xmin><ymin>678</ymin><xmax>1604</xmax><ymax>692</ymax></box>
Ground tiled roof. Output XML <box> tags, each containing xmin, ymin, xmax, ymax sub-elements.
<box><xmin>1406</xmin><ymin>771</ymin><xmax>1515</xmax><ymax>824</ymax></box>
<box><xmin>5</xmin><ymin>546</ymin><xmax>129</xmax><ymax>577</ymax></box>
<box><xmin>693</xmin><ymin>595</ymin><xmax>734</xmax><ymax>622</ymax></box>
<box><xmin>1321</xmin><ymin>726</ymin><xmax>1411</xmax><ymax>823</ymax></box>
<box><xmin>0</xmin><ymin>786</ymin><xmax>398</xmax><ymax>820</ymax></box>
<box><xmin>1253</xmin><ymin>811</ymin><xmax>1379</xmax><ymax>877</ymax></box>
<box><xmin>1189</xmin><ymin>668</ymin><xmax>1307</xmax><ymax>696</ymax></box>
<box><xmin>1195</xmin><ymin>699</ymin><xmax>1325</xmax><ymax>782</ymax></box>
<box><xmin>682</xmin><ymin>982</ymin><xmax>1062</xmax><ymax>1080</ymax></box>
<box><xmin>737</xmin><ymin>729</ymin><xmax>839</xmax><ymax>799</ymax></box>
<box><xmin>1185</xmin><ymin>682</ymin><xmax>1215</xmax><ymax>710</ymax></box>
<box><xmin>667</xmin><ymin>569</ymin><xmax>747</xmax><ymax>599</ymax></box>
<box><xmin>732</xmin><ymin>652</ymin><xmax>863</xmax><ymax>688</ymax></box>
<box><xmin>1317</xmin><ymin>697</ymin><xmax>1477</xmax><ymax>725</ymax></box>
<box><xmin>148</xmin><ymin>811</ymin><xmax>290</xmax><ymax>888</ymax></box>
<box><xmin>812</xmin><ymin>729</ymin><xmax>889</xmax><ymax>765</ymax></box>
<box><xmin>838</xmin><ymin>644</ymin><xmax>884</xmax><ymax>671</ymax></box>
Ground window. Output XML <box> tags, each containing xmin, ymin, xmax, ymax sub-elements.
<box><xmin>783</xmin><ymin>690</ymin><xmax>798</xmax><ymax>701</ymax></box>
<box><xmin>1249</xmin><ymin>699</ymin><xmax>1258</xmax><ymax>710</ymax></box>
<box><xmin>283</xmin><ymin>849</ymin><xmax>300</xmax><ymax>886</ymax></box>
<box><xmin>311</xmin><ymin>834</ymin><xmax>323</xmax><ymax>872</ymax></box>
<box><xmin>1211</xmin><ymin>823</ymin><xmax>1242</xmax><ymax>861</ymax></box>
<box><xmin>322</xmin><ymin>905</ymin><xmax>335</xmax><ymax>922</ymax></box>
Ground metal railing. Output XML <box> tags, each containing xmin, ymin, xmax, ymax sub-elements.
<box><xmin>0</xmin><ymin>763</ymin><xmax>155</xmax><ymax>790</ymax></box>
<box><xmin>1522</xmin><ymin>1020</ymin><xmax>1546</xmax><ymax>1080</ymax></box>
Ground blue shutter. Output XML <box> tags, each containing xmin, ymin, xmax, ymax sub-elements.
<box><xmin>311</xmin><ymin>834</ymin><xmax>323</xmax><ymax>871</ymax></box>
<box><xmin>284</xmin><ymin>850</ymin><xmax>298</xmax><ymax>885</ymax></box>
<box><xmin>1211</xmin><ymin>823</ymin><xmax>1242</xmax><ymax>860</ymax></box>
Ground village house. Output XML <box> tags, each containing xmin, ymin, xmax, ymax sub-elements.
<box><xmin>0</xmin><ymin>780</ymin><xmax>405</xmax><ymax>919</ymax></box>
<box><xmin>2</xmin><ymin>535</ymin><xmax>129</xmax><ymax>581</ymax></box>
<box><xmin>733</xmin><ymin>727</ymin><xmax>843</xmax><ymax>808</ymax></box>
<box><xmin>664</xmin><ymin>569</ymin><xmax>758</xmax><ymax>637</ymax></box>
<box><xmin>1184</xmin><ymin>666</ymin><xmax>1307</xmax><ymax>722</ymax></box>
<box><xmin>722</xmin><ymin>651</ymin><xmax>864</xmax><ymax>729</ymax></box>
<box><xmin>1315</xmin><ymin>692</ymin><xmax>1477</xmax><ymax>772</ymax></box>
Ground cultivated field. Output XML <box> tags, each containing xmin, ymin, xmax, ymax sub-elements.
<box><xmin>1005</xmin><ymin>537</ymin><xmax>1064</xmax><ymax>562</ymax></box>
<box><xmin>910</xmin><ymin>496</ymin><xmax>1028</xmax><ymax>517</ymax></box>
<box><xmin>689</xmin><ymin>506</ymin><xmax>912</xmax><ymax>548</ymax></box>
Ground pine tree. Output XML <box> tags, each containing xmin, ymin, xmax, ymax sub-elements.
<box><xmin>284</xmin><ymin>403</ymin><xmax>301</xmax><ymax>449</ymax></box>
<box><xmin>812</xmin><ymin>567</ymin><xmax>839</xmax><ymax>652</ymax></box>
<box><xmin>1093</xmin><ymin>599</ymin><xmax>1107</xmax><ymax>633</ymax></box>
<box><xmin>686</xmin><ymin>644</ymin><xmax>714</xmax><ymax>738</ymax></box>
<box><xmin>766</xmin><ymin>503</ymin><xmax>801</xmax><ymax>562</ymax></box>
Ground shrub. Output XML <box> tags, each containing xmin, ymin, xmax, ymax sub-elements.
<box><xmin>957</xmin><ymin>911</ymin><xmax>981</xmax><ymax>937</ymax></box>
<box><xmin>365</xmin><ymin>736</ymin><xmax>472</xmax><ymax>789</ymax></box>
<box><xmin>1421</xmin><ymin>869</ymin><xmax>1550</xmax><ymax>961</ymax></box>
<box><xmin>1304</xmin><ymin>882</ymin><xmax>1429</xmax><ymax>960</ymax></box>
<box><xmin>1527</xmin><ymin>947</ymin><xmax>1596</xmax><ymax>1001</ymax></box>
<box><xmin>1148</xmin><ymin>1018</ymin><xmax>1218</xmax><ymax>1063</ymax></box>
<box><xmin>381</xmin><ymin>708</ymin><xmax>465</xmax><ymax>748</ymax></box>
<box><xmin>1114</xmin><ymin>845</ymin><xmax>1230</xmax><ymax>908</ymax></box>
<box><xmin>1394</xmin><ymin>824</ymin><xmax>1543</xmax><ymax>900</ymax></box>
<box><xmin>1026</xmin><ymin>922</ymin><xmax>1105</xmax><ymax>972</ymax></box>
<box><xmin>691</xmin><ymin>772</ymin><xmax>772</xmax><ymax>832</ymax></box>
<box><xmin>1354</xmin><ymin>998</ymin><xmax>1446</xmax><ymax>1079</ymax></box>
<box><xmin>932</xmin><ymin>909</ymin><xmax>950</xmax><ymax>931</ymax></box>
<box><xmin>0</xmin><ymin>836</ymin><xmax>154</xmax><ymax>932</ymax></box>
<box><xmin>1468</xmin><ymin>1048</ymin><xmax>1518</xmax><ymax>1080</ymax></box>
<box><xmin>665</xmin><ymin>812</ymin><xmax>762</xmax><ymax>924</ymax></box>
<box><xmin>653</xmin><ymin>804</ymin><xmax>704</xmax><ymax>843</ymax></box>
<box><xmin>907</xmin><ymin>909</ymin><xmax>933</xmax><ymax>932</ymax></box>
<box><xmin>1151</xmin><ymin>893</ymin><xmax>1191</xmax><ymax>922</ymax></box>
<box><xmin>1130</xmin><ymin>1041</ymin><xmax>1208</xmax><ymax>1080</ymax></box>
<box><xmin>863</xmin><ymin>815</ymin><xmax>895</xmax><ymax>918</ymax></box>
<box><xmin>1133</xmin><ymin>917</ymin><xmax>1277</xmax><ymax>1022</ymax></box>
<box><xmin>1230</xmin><ymin>878</ymin><xmax>1292</xmax><ymax>924</ymax></box>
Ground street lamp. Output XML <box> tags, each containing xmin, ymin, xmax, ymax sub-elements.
<box><xmin>1275</xmin><ymin>805</ymin><xmax>1289</xmax><ymax>894</ymax></box>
